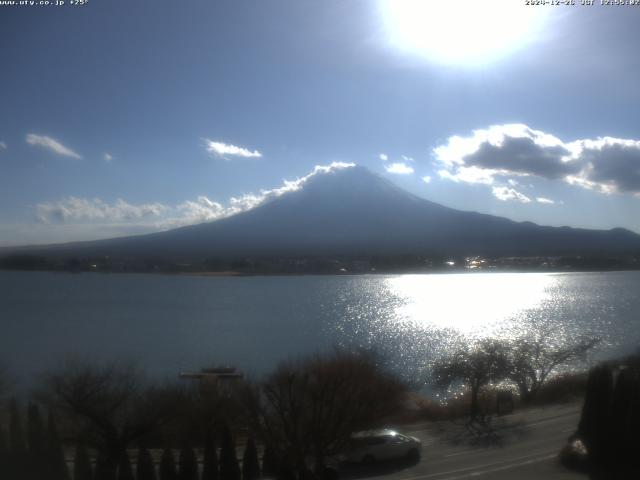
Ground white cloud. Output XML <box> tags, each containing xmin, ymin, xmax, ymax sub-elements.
<box><xmin>104</xmin><ymin>153</ymin><xmax>113</xmax><ymax>162</ymax></box>
<box><xmin>434</xmin><ymin>124</ymin><xmax>640</xmax><ymax>195</ymax></box>
<box><xmin>26</xmin><ymin>133</ymin><xmax>82</xmax><ymax>159</ymax></box>
<box><xmin>379</xmin><ymin>153</ymin><xmax>388</xmax><ymax>161</ymax></box>
<box><xmin>0</xmin><ymin>141</ymin><xmax>6</xmax><ymax>150</ymax></box>
<box><xmin>401</xmin><ymin>155</ymin><xmax>415</xmax><ymax>162</ymax></box>
<box><xmin>204</xmin><ymin>139</ymin><xmax>262</xmax><ymax>159</ymax></box>
<box><xmin>35</xmin><ymin>162</ymin><xmax>356</xmax><ymax>231</ymax></box>
<box><xmin>437</xmin><ymin>166</ymin><xmax>494</xmax><ymax>184</ymax></box>
<box><xmin>226</xmin><ymin>161</ymin><xmax>355</xmax><ymax>212</ymax></box>
<box><xmin>536</xmin><ymin>197</ymin><xmax>555</xmax><ymax>204</ymax></box>
<box><xmin>422</xmin><ymin>176</ymin><xmax>431</xmax><ymax>183</ymax></box>
<box><xmin>385</xmin><ymin>162</ymin><xmax>414</xmax><ymax>175</ymax></box>
<box><xmin>36</xmin><ymin>197</ymin><xmax>168</xmax><ymax>224</ymax></box>
<box><xmin>171</xmin><ymin>196</ymin><xmax>227</xmax><ymax>226</ymax></box>
<box><xmin>492</xmin><ymin>186</ymin><xmax>532</xmax><ymax>203</ymax></box>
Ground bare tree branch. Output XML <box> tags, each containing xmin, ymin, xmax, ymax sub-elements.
<box><xmin>507</xmin><ymin>335</ymin><xmax>600</xmax><ymax>402</ymax></box>
<box><xmin>39</xmin><ymin>359</ymin><xmax>187</xmax><ymax>480</ymax></box>
<box><xmin>244</xmin><ymin>350</ymin><xmax>407</xmax><ymax>478</ymax></box>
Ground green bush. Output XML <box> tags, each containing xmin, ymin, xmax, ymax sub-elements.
<box><xmin>159</xmin><ymin>448</ymin><xmax>178</xmax><ymax>480</ymax></box>
<box><xmin>73</xmin><ymin>444</ymin><xmax>93</xmax><ymax>480</ymax></box>
<box><xmin>117</xmin><ymin>452</ymin><xmax>134</xmax><ymax>480</ymax></box>
<box><xmin>242</xmin><ymin>438</ymin><xmax>260</xmax><ymax>480</ymax></box>
<box><xmin>136</xmin><ymin>446</ymin><xmax>157</xmax><ymax>480</ymax></box>
<box><xmin>220</xmin><ymin>426</ymin><xmax>240</xmax><ymax>480</ymax></box>
<box><xmin>202</xmin><ymin>433</ymin><xmax>219</xmax><ymax>480</ymax></box>
<box><xmin>46</xmin><ymin>411</ymin><xmax>70</xmax><ymax>480</ymax></box>
<box><xmin>261</xmin><ymin>445</ymin><xmax>277</xmax><ymax>478</ymax></box>
<box><xmin>178</xmin><ymin>446</ymin><xmax>198</xmax><ymax>480</ymax></box>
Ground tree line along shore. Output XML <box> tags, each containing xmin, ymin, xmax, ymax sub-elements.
<box><xmin>2</xmin><ymin>252</ymin><xmax>640</xmax><ymax>275</ymax></box>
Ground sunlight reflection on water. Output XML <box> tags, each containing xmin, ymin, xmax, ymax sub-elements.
<box><xmin>328</xmin><ymin>272</ymin><xmax>637</xmax><ymax>385</ymax></box>
<box><xmin>1</xmin><ymin>270</ymin><xmax>639</xmax><ymax>387</ymax></box>
<box><xmin>386</xmin><ymin>273</ymin><xmax>553</xmax><ymax>336</ymax></box>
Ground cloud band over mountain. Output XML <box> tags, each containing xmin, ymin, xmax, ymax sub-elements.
<box><xmin>34</xmin><ymin>162</ymin><xmax>356</xmax><ymax>233</ymax></box>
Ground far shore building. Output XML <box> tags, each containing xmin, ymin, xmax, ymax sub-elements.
<box><xmin>179</xmin><ymin>366</ymin><xmax>244</xmax><ymax>395</ymax></box>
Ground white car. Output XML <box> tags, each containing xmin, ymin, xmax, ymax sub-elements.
<box><xmin>344</xmin><ymin>429</ymin><xmax>422</xmax><ymax>463</ymax></box>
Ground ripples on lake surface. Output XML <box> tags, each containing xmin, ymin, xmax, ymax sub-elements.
<box><xmin>0</xmin><ymin>270</ymin><xmax>638</xmax><ymax>386</ymax></box>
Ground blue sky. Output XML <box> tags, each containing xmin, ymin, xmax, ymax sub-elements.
<box><xmin>1</xmin><ymin>0</ymin><xmax>640</xmax><ymax>246</ymax></box>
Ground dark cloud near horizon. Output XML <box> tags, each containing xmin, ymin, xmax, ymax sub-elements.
<box><xmin>436</xmin><ymin>125</ymin><xmax>640</xmax><ymax>196</ymax></box>
<box><xmin>581</xmin><ymin>142</ymin><xmax>640</xmax><ymax>193</ymax></box>
<box><xmin>464</xmin><ymin>136</ymin><xmax>580</xmax><ymax>179</ymax></box>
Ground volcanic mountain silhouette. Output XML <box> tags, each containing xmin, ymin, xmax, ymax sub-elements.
<box><xmin>6</xmin><ymin>165</ymin><xmax>640</xmax><ymax>259</ymax></box>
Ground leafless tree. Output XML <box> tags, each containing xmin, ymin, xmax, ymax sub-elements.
<box><xmin>40</xmin><ymin>359</ymin><xmax>186</xmax><ymax>480</ymax></box>
<box><xmin>178</xmin><ymin>376</ymin><xmax>248</xmax><ymax>444</ymax></box>
<box><xmin>506</xmin><ymin>331</ymin><xmax>599</xmax><ymax>403</ymax></box>
<box><xmin>244</xmin><ymin>350</ymin><xmax>407</xmax><ymax>479</ymax></box>
<box><xmin>433</xmin><ymin>339</ymin><xmax>510</xmax><ymax>419</ymax></box>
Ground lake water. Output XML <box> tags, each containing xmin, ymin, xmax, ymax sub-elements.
<box><xmin>1</xmin><ymin>270</ymin><xmax>639</xmax><ymax>388</ymax></box>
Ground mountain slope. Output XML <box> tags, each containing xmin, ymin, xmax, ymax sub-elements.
<box><xmin>4</xmin><ymin>165</ymin><xmax>640</xmax><ymax>259</ymax></box>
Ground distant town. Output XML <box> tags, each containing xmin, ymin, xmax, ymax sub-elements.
<box><xmin>1</xmin><ymin>253</ymin><xmax>639</xmax><ymax>275</ymax></box>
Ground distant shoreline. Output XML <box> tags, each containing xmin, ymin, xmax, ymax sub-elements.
<box><xmin>2</xmin><ymin>265</ymin><xmax>639</xmax><ymax>278</ymax></box>
<box><xmin>174</xmin><ymin>267</ymin><xmax>640</xmax><ymax>277</ymax></box>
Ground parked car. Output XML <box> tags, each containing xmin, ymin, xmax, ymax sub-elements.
<box><xmin>343</xmin><ymin>429</ymin><xmax>422</xmax><ymax>463</ymax></box>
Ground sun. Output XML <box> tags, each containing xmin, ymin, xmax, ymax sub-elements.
<box><xmin>379</xmin><ymin>0</ymin><xmax>549</xmax><ymax>66</ymax></box>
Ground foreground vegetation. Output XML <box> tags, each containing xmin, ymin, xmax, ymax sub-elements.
<box><xmin>433</xmin><ymin>334</ymin><xmax>598</xmax><ymax>419</ymax></box>
<box><xmin>0</xmin><ymin>334</ymin><xmax>606</xmax><ymax>480</ymax></box>
<box><xmin>0</xmin><ymin>351</ymin><xmax>407</xmax><ymax>480</ymax></box>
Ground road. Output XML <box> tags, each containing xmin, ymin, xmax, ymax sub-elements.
<box><xmin>341</xmin><ymin>402</ymin><xmax>585</xmax><ymax>480</ymax></box>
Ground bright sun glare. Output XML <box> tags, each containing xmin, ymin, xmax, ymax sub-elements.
<box><xmin>380</xmin><ymin>0</ymin><xmax>549</xmax><ymax>66</ymax></box>
<box><xmin>386</xmin><ymin>273</ymin><xmax>554</xmax><ymax>336</ymax></box>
